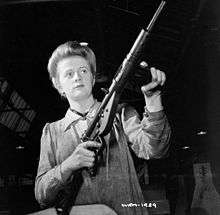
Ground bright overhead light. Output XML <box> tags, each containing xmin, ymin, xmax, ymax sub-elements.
<box><xmin>16</xmin><ymin>146</ymin><xmax>25</xmax><ymax>150</ymax></box>
<box><xmin>197</xmin><ymin>131</ymin><xmax>207</xmax><ymax>136</ymax></box>
<box><xmin>182</xmin><ymin>146</ymin><xmax>190</xmax><ymax>150</ymax></box>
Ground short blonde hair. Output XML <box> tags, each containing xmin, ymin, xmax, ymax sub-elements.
<box><xmin>47</xmin><ymin>41</ymin><xmax>96</xmax><ymax>92</ymax></box>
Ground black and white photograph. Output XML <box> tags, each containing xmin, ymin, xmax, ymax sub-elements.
<box><xmin>0</xmin><ymin>0</ymin><xmax>220</xmax><ymax>214</ymax></box>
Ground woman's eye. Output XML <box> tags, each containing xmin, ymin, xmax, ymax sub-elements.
<box><xmin>81</xmin><ymin>69</ymin><xmax>87</xmax><ymax>74</ymax></box>
<box><xmin>66</xmin><ymin>71</ymin><xmax>73</xmax><ymax>77</ymax></box>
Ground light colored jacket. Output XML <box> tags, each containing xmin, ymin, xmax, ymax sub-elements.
<box><xmin>35</xmin><ymin>101</ymin><xmax>171</xmax><ymax>215</ymax></box>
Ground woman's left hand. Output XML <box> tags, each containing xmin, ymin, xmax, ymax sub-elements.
<box><xmin>141</xmin><ymin>67</ymin><xmax>166</xmax><ymax>95</ymax></box>
<box><xmin>141</xmin><ymin>67</ymin><xmax>166</xmax><ymax>112</ymax></box>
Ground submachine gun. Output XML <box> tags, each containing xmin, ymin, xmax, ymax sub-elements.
<box><xmin>58</xmin><ymin>1</ymin><xmax>167</xmax><ymax>214</ymax></box>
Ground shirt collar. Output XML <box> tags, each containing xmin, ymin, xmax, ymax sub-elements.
<box><xmin>63</xmin><ymin>100</ymin><xmax>100</xmax><ymax>131</ymax></box>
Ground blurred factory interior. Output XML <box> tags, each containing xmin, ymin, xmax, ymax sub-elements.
<box><xmin>1</xmin><ymin>0</ymin><xmax>220</xmax><ymax>214</ymax></box>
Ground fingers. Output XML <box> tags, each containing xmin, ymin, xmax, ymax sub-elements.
<box><xmin>72</xmin><ymin>141</ymin><xmax>101</xmax><ymax>168</ymax></box>
<box><xmin>78</xmin><ymin>141</ymin><xmax>99</xmax><ymax>156</ymax></box>
<box><xmin>161</xmin><ymin>71</ymin><xmax>166</xmax><ymax>86</ymax></box>
<box><xmin>150</xmin><ymin>67</ymin><xmax>166</xmax><ymax>86</ymax></box>
<box><xmin>151</xmin><ymin>67</ymin><xmax>157</xmax><ymax>82</ymax></box>
<box><xmin>81</xmin><ymin>156</ymin><xmax>95</xmax><ymax>167</ymax></box>
<box><xmin>142</xmin><ymin>67</ymin><xmax>166</xmax><ymax>93</ymax></box>
<box><xmin>84</xmin><ymin>161</ymin><xmax>95</xmax><ymax>167</ymax></box>
<box><xmin>81</xmin><ymin>141</ymin><xmax>101</xmax><ymax>149</ymax></box>
<box><xmin>81</xmin><ymin>147</ymin><xmax>95</xmax><ymax>157</ymax></box>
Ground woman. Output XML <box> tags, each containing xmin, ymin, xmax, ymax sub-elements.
<box><xmin>35</xmin><ymin>41</ymin><xmax>171</xmax><ymax>215</ymax></box>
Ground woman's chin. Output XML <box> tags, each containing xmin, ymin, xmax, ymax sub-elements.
<box><xmin>69</xmin><ymin>93</ymin><xmax>90</xmax><ymax>101</ymax></box>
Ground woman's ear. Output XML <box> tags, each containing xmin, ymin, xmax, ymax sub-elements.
<box><xmin>52</xmin><ymin>77</ymin><xmax>62</xmax><ymax>93</ymax></box>
<box><xmin>92</xmin><ymin>76</ymin><xmax>96</xmax><ymax>86</ymax></box>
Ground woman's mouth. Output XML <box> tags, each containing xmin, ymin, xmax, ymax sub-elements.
<box><xmin>73</xmin><ymin>84</ymin><xmax>84</xmax><ymax>89</ymax></box>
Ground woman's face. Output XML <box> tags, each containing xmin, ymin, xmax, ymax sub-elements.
<box><xmin>57</xmin><ymin>56</ymin><xmax>94</xmax><ymax>102</ymax></box>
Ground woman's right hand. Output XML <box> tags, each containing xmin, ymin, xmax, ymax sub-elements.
<box><xmin>60</xmin><ymin>141</ymin><xmax>101</xmax><ymax>181</ymax></box>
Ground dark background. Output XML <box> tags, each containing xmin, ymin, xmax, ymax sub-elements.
<box><xmin>1</xmin><ymin>0</ymin><xmax>220</xmax><ymax>214</ymax></box>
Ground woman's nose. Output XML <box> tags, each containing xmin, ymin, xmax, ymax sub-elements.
<box><xmin>72</xmin><ymin>71</ymin><xmax>82</xmax><ymax>82</ymax></box>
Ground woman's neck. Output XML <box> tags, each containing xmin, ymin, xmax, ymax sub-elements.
<box><xmin>68</xmin><ymin>95</ymin><xmax>95</xmax><ymax>114</ymax></box>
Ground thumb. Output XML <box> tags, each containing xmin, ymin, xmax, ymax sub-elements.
<box><xmin>141</xmin><ymin>82</ymin><xmax>158</xmax><ymax>93</ymax></box>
